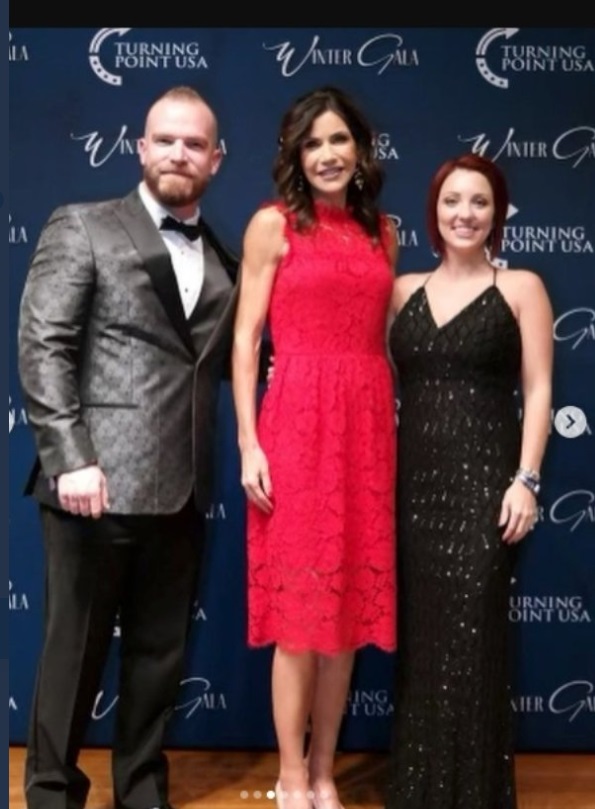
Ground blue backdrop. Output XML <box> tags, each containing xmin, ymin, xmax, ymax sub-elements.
<box><xmin>8</xmin><ymin>27</ymin><xmax>595</xmax><ymax>751</ymax></box>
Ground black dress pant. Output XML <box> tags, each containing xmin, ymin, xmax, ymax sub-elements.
<box><xmin>24</xmin><ymin>499</ymin><xmax>205</xmax><ymax>809</ymax></box>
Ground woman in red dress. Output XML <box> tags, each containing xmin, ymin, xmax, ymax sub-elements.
<box><xmin>232</xmin><ymin>86</ymin><xmax>398</xmax><ymax>809</ymax></box>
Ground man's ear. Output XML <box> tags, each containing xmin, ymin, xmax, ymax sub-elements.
<box><xmin>210</xmin><ymin>148</ymin><xmax>223</xmax><ymax>177</ymax></box>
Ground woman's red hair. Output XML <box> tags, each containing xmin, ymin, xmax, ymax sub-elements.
<box><xmin>426</xmin><ymin>153</ymin><xmax>509</xmax><ymax>258</ymax></box>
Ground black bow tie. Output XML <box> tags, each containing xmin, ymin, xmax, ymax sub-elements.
<box><xmin>160</xmin><ymin>215</ymin><xmax>203</xmax><ymax>242</ymax></box>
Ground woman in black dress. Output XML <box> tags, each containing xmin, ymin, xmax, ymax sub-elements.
<box><xmin>385</xmin><ymin>153</ymin><xmax>554</xmax><ymax>808</ymax></box>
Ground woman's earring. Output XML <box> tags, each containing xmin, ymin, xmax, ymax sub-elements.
<box><xmin>485</xmin><ymin>231</ymin><xmax>494</xmax><ymax>262</ymax></box>
<box><xmin>296</xmin><ymin>173</ymin><xmax>304</xmax><ymax>192</ymax></box>
<box><xmin>353</xmin><ymin>165</ymin><xmax>364</xmax><ymax>191</ymax></box>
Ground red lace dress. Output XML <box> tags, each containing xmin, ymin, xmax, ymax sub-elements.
<box><xmin>247</xmin><ymin>201</ymin><xmax>397</xmax><ymax>654</ymax></box>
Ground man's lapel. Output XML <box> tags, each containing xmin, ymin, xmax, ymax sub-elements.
<box><xmin>114</xmin><ymin>190</ymin><xmax>196</xmax><ymax>356</ymax></box>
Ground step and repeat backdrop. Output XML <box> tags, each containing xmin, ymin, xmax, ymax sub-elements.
<box><xmin>8</xmin><ymin>27</ymin><xmax>595</xmax><ymax>751</ymax></box>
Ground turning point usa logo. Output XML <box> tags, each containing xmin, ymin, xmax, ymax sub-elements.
<box><xmin>88</xmin><ymin>28</ymin><xmax>209</xmax><ymax>86</ymax></box>
<box><xmin>475</xmin><ymin>28</ymin><xmax>594</xmax><ymax>88</ymax></box>
<box><xmin>500</xmin><ymin>205</ymin><xmax>593</xmax><ymax>256</ymax></box>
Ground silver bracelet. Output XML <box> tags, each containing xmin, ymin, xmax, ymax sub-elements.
<box><xmin>515</xmin><ymin>468</ymin><xmax>540</xmax><ymax>496</ymax></box>
<box><xmin>518</xmin><ymin>467</ymin><xmax>540</xmax><ymax>482</ymax></box>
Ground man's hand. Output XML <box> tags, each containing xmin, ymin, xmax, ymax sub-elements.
<box><xmin>57</xmin><ymin>464</ymin><xmax>110</xmax><ymax>519</ymax></box>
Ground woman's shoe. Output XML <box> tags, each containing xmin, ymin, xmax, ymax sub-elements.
<box><xmin>275</xmin><ymin>781</ymin><xmax>314</xmax><ymax>809</ymax></box>
<box><xmin>311</xmin><ymin>788</ymin><xmax>345</xmax><ymax>809</ymax></box>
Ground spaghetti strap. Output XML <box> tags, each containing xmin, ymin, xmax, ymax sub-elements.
<box><xmin>492</xmin><ymin>266</ymin><xmax>498</xmax><ymax>287</ymax></box>
<box><xmin>422</xmin><ymin>272</ymin><xmax>433</xmax><ymax>288</ymax></box>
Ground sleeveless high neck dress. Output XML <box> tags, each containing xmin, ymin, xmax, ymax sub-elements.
<box><xmin>246</xmin><ymin>201</ymin><xmax>397</xmax><ymax>655</ymax></box>
<box><xmin>385</xmin><ymin>273</ymin><xmax>522</xmax><ymax>808</ymax></box>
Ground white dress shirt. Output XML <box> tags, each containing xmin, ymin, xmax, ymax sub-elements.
<box><xmin>138</xmin><ymin>182</ymin><xmax>205</xmax><ymax>319</ymax></box>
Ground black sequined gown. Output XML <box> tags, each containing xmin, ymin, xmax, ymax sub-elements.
<box><xmin>385</xmin><ymin>276</ymin><xmax>522</xmax><ymax>809</ymax></box>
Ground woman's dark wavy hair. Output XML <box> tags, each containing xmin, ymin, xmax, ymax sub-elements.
<box><xmin>426</xmin><ymin>153</ymin><xmax>509</xmax><ymax>258</ymax></box>
<box><xmin>272</xmin><ymin>86</ymin><xmax>385</xmax><ymax>240</ymax></box>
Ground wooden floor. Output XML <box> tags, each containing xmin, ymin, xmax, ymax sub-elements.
<box><xmin>9</xmin><ymin>746</ymin><xmax>595</xmax><ymax>809</ymax></box>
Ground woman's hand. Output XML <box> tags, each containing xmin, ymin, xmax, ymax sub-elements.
<box><xmin>498</xmin><ymin>479</ymin><xmax>538</xmax><ymax>543</ymax></box>
<box><xmin>266</xmin><ymin>354</ymin><xmax>276</xmax><ymax>387</ymax></box>
<box><xmin>241</xmin><ymin>445</ymin><xmax>274</xmax><ymax>514</ymax></box>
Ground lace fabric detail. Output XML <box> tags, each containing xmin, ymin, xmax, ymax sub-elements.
<box><xmin>247</xmin><ymin>201</ymin><xmax>397</xmax><ymax>655</ymax></box>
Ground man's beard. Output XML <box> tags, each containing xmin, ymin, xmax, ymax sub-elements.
<box><xmin>144</xmin><ymin>167</ymin><xmax>208</xmax><ymax>208</ymax></box>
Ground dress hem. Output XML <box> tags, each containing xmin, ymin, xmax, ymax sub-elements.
<box><xmin>247</xmin><ymin>638</ymin><xmax>396</xmax><ymax>656</ymax></box>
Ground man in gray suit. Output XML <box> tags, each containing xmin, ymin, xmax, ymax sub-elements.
<box><xmin>18</xmin><ymin>86</ymin><xmax>239</xmax><ymax>809</ymax></box>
